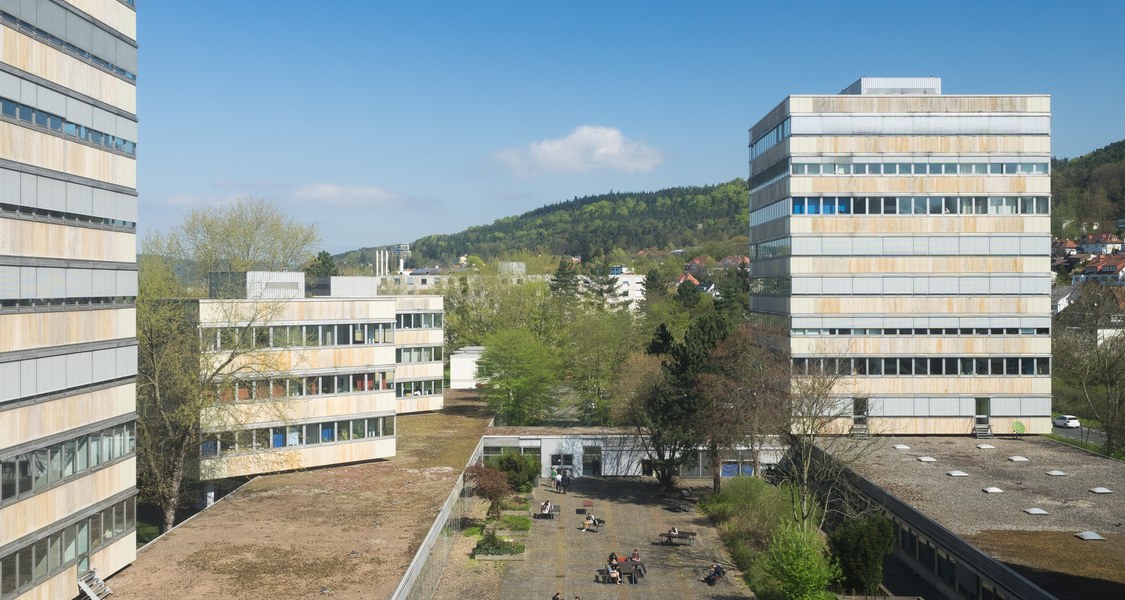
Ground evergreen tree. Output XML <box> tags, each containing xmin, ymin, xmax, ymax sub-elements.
<box><xmin>549</xmin><ymin>258</ymin><xmax>580</xmax><ymax>297</ymax></box>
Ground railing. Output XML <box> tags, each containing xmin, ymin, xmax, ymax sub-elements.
<box><xmin>389</xmin><ymin>437</ymin><xmax>483</xmax><ymax>600</ymax></box>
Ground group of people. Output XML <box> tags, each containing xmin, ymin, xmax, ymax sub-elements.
<box><xmin>702</xmin><ymin>563</ymin><xmax>726</xmax><ymax>585</ymax></box>
<box><xmin>604</xmin><ymin>549</ymin><xmax>644</xmax><ymax>584</ymax></box>
<box><xmin>550</xmin><ymin>467</ymin><xmax>572</xmax><ymax>493</ymax></box>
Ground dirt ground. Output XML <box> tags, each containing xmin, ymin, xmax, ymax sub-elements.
<box><xmin>108</xmin><ymin>391</ymin><xmax>494</xmax><ymax>599</ymax></box>
<box><xmin>969</xmin><ymin>530</ymin><xmax>1125</xmax><ymax>600</ymax></box>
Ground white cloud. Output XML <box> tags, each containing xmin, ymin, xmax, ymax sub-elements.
<box><xmin>292</xmin><ymin>183</ymin><xmax>403</xmax><ymax>207</ymax></box>
<box><xmin>496</xmin><ymin>126</ymin><xmax>663</xmax><ymax>176</ymax></box>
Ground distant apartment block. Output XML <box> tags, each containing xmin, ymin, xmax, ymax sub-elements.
<box><xmin>747</xmin><ymin>77</ymin><xmax>1052</xmax><ymax>436</ymax></box>
<box><xmin>1</xmin><ymin>1</ymin><xmax>139</xmax><ymax>597</ymax></box>
<box><xmin>197</xmin><ymin>273</ymin><xmax>443</xmax><ymax>483</ymax></box>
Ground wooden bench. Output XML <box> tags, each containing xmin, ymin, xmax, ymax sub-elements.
<box><xmin>658</xmin><ymin>530</ymin><xmax>698</xmax><ymax>545</ymax></box>
<box><xmin>534</xmin><ymin>505</ymin><xmax>561</xmax><ymax>519</ymax></box>
<box><xmin>581</xmin><ymin>518</ymin><xmax>603</xmax><ymax>532</ymax></box>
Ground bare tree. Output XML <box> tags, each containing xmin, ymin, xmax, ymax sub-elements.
<box><xmin>136</xmin><ymin>203</ymin><xmax>319</xmax><ymax>532</ymax></box>
<box><xmin>779</xmin><ymin>348</ymin><xmax>883</xmax><ymax>531</ymax></box>
<box><xmin>696</xmin><ymin>323</ymin><xmax>790</xmax><ymax>493</ymax></box>
<box><xmin>1055</xmin><ymin>283</ymin><xmax>1125</xmax><ymax>455</ymax></box>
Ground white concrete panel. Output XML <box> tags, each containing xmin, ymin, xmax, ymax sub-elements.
<box><xmin>990</xmin><ymin>397</ymin><xmax>1022</xmax><ymax>416</ymax></box>
<box><xmin>37</xmin><ymin>354</ymin><xmax>66</xmax><ymax>393</ymax></box>
<box><xmin>0</xmin><ymin>362</ymin><xmax>20</xmax><ymax>402</ymax></box>
<box><xmin>1021</xmin><ymin>397</ymin><xmax>1050</xmax><ymax>416</ymax></box>
<box><xmin>91</xmin><ymin>347</ymin><xmax>115</xmax><ymax>381</ymax></box>
<box><xmin>913</xmin><ymin>397</ymin><xmax>930</xmax><ymax>416</ymax></box>
<box><xmin>116</xmin><ymin>345</ymin><xmax>137</xmax><ymax>377</ymax></box>
<box><xmin>20</xmin><ymin>358</ymin><xmax>37</xmax><ymax>396</ymax></box>
<box><xmin>66</xmin><ymin>351</ymin><xmax>93</xmax><ymax>388</ymax></box>
<box><xmin>0</xmin><ymin>266</ymin><xmax>19</xmax><ymax>297</ymax></box>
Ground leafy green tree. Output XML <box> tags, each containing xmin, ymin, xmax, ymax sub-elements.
<box><xmin>563</xmin><ymin>310</ymin><xmax>638</xmax><ymax>424</ymax></box>
<box><xmin>615</xmin><ymin>352</ymin><xmax>697</xmax><ymax>488</ymax></box>
<box><xmin>305</xmin><ymin>250</ymin><xmax>340</xmax><ymax>278</ymax></box>
<box><xmin>828</xmin><ymin>515</ymin><xmax>895</xmax><ymax>595</ymax></box>
<box><xmin>675</xmin><ymin>280</ymin><xmax>703</xmax><ymax>310</ymax></box>
<box><xmin>487</xmin><ymin>449</ymin><xmax>541</xmax><ymax>493</ymax></box>
<box><xmin>549</xmin><ymin>258</ymin><xmax>580</xmax><ymax>297</ymax></box>
<box><xmin>476</xmin><ymin>328</ymin><xmax>560</xmax><ymax>425</ymax></box>
<box><xmin>761</xmin><ymin>522</ymin><xmax>840</xmax><ymax>600</ymax></box>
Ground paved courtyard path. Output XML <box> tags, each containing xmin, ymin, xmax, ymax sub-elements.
<box><xmin>500</xmin><ymin>476</ymin><xmax>756</xmax><ymax>600</ymax></box>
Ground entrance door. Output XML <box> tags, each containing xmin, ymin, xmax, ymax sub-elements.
<box><xmin>582</xmin><ymin>446</ymin><xmax>602</xmax><ymax>476</ymax></box>
<box><xmin>975</xmin><ymin>397</ymin><xmax>990</xmax><ymax>426</ymax></box>
<box><xmin>853</xmin><ymin>398</ymin><xmax>869</xmax><ymax>427</ymax></box>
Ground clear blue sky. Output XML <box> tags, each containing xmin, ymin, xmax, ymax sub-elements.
<box><xmin>138</xmin><ymin>0</ymin><xmax>1125</xmax><ymax>254</ymax></box>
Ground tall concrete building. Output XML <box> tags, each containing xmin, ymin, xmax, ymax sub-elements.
<box><xmin>748</xmin><ymin>77</ymin><xmax>1052</xmax><ymax>436</ymax></box>
<box><xmin>1</xmin><ymin>1</ymin><xmax>137</xmax><ymax>598</ymax></box>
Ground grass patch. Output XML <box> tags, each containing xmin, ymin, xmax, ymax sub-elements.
<box><xmin>494</xmin><ymin>515</ymin><xmax>532</xmax><ymax>531</ymax></box>
<box><xmin>136</xmin><ymin>520</ymin><xmax>161</xmax><ymax>546</ymax></box>
<box><xmin>698</xmin><ymin>477</ymin><xmax>790</xmax><ymax>588</ymax></box>
<box><xmin>1046</xmin><ymin>433</ymin><xmax>1125</xmax><ymax>460</ymax></box>
<box><xmin>462</xmin><ymin>525</ymin><xmax>484</xmax><ymax>537</ymax></box>
<box><xmin>472</xmin><ymin>530</ymin><xmax>525</xmax><ymax>556</ymax></box>
<box><xmin>501</xmin><ymin>496</ymin><xmax>530</xmax><ymax>511</ymax></box>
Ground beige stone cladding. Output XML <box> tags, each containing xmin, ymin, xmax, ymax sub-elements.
<box><xmin>0</xmin><ymin>27</ymin><xmax>136</xmax><ymax>113</ymax></box>
<box><xmin>200</xmin><ymin>437</ymin><xmax>396</xmax><ymax>480</ymax></box>
<box><xmin>1</xmin><ymin>384</ymin><xmax>134</xmax><ymax>452</ymax></box>
<box><xmin>0</xmin><ymin>459</ymin><xmax>134</xmax><ymax>547</ymax></box>
<box><xmin>62</xmin><ymin>0</ymin><xmax>137</xmax><ymax>40</ymax></box>
<box><xmin>0</xmin><ymin>220</ymin><xmax>135</xmax><ymax>263</ymax></box>
<box><xmin>0</xmin><ymin>309</ymin><xmax>135</xmax><ymax>354</ymax></box>
<box><xmin>394</xmin><ymin>295</ymin><xmax>445</xmax><ymax>414</ymax></box>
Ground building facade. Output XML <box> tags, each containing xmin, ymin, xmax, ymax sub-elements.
<box><xmin>0</xmin><ymin>1</ymin><xmax>138</xmax><ymax>598</ymax></box>
<box><xmin>197</xmin><ymin>274</ymin><xmax>443</xmax><ymax>483</ymax></box>
<box><xmin>748</xmin><ymin>77</ymin><xmax>1052</xmax><ymax>436</ymax></box>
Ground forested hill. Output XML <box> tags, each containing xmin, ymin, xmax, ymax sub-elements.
<box><xmin>403</xmin><ymin>179</ymin><xmax>748</xmax><ymax>263</ymax></box>
<box><xmin>1053</xmin><ymin>139</ymin><xmax>1125</xmax><ymax>236</ymax></box>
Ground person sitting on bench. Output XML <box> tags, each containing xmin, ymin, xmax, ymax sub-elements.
<box><xmin>582</xmin><ymin>514</ymin><xmax>595</xmax><ymax>531</ymax></box>
<box><xmin>540</xmin><ymin>501</ymin><xmax>552</xmax><ymax>516</ymax></box>
<box><xmin>607</xmin><ymin>563</ymin><xmax>622</xmax><ymax>585</ymax></box>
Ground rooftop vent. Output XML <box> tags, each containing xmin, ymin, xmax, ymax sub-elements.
<box><xmin>1076</xmin><ymin>531</ymin><xmax>1106</xmax><ymax>540</ymax></box>
<box><xmin>983</xmin><ymin>487</ymin><xmax>1004</xmax><ymax>493</ymax></box>
<box><xmin>1024</xmin><ymin>508</ymin><xmax>1049</xmax><ymax>515</ymax></box>
<box><xmin>977</xmin><ymin>444</ymin><xmax>996</xmax><ymax>449</ymax></box>
<box><xmin>947</xmin><ymin>471</ymin><xmax>969</xmax><ymax>477</ymax></box>
<box><xmin>1008</xmin><ymin>456</ymin><xmax>1029</xmax><ymax>462</ymax></box>
<box><xmin>1090</xmin><ymin>487</ymin><xmax>1114</xmax><ymax>494</ymax></box>
<box><xmin>893</xmin><ymin>444</ymin><xmax>911</xmax><ymax>450</ymax></box>
<box><xmin>1046</xmin><ymin>470</ymin><xmax>1067</xmax><ymax>477</ymax></box>
<box><xmin>918</xmin><ymin>456</ymin><xmax>937</xmax><ymax>463</ymax></box>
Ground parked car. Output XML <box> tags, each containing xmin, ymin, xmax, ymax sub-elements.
<box><xmin>1053</xmin><ymin>415</ymin><xmax>1081</xmax><ymax>428</ymax></box>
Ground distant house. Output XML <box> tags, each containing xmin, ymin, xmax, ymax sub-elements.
<box><xmin>1079</xmin><ymin>233</ymin><xmax>1123</xmax><ymax>255</ymax></box>
<box><xmin>1052</xmin><ymin>239</ymin><xmax>1079</xmax><ymax>257</ymax></box>
<box><xmin>1073</xmin><ymin>255</ymin><xmax>1125</xmax><ymax>285</ymax></box>
<box><xmin>677</xmin><ymin>273</ymin><xmax>701</xmax><ymax>287</ymax></box>
<box><xmin>1052</xmin><ymin>285</ymin><xmax>1076</xmax><ymax>314</ymax></box>
<box><xmin>718</xmin><ymin>255</ymin><xmax>750</xmax><ymax>269</ymax></box>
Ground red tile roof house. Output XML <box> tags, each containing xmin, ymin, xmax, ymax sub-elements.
<box><xmin>1079</xmin><ymin>233</ymin><xmax>1123</xmax><ymax>255</ymax></box>
<box><xmin>1074</xmin><ymin>255</ymin><xmax>1125</xmax><ymax>284</ymax></box>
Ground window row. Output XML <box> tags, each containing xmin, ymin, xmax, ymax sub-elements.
<box><xmin>397</xmin><ymin>379</ymin><xmax>443</xmax><ymax>398</ymax></box>
<box><xmin>791</xmin><ymin>160</ymin><xmax>1048</xmax><ymax>176</ymax></box>
<box><xmin>750</xmin><ymin>118</ymin><xmax>790</xmax><ymax>160</ymax></box>
<box><xmin>0</xmin><ymin>497</ymin><xmax>135</xmax><ymax>598</ymax></box>
<box><xmin>1</xmin><ymin>422</ymin><xmax>135</xmax><ymax>505</ymax></box>
<box><xmin>396</xmin><ymin>312</ymin><xmax>443</xmax><ymax>329</ymax></box>
<box><xmin>0</xmin><ymin>296</ymin><xmax>135</xmax><ymax>311</ymax></box>
<box><xmin>791</xmin><ymin>196</ymin><xmax>1050</xmax><ymax>216</ymax></box>
<box><xmin>792</xmin><ymin>327</ymin><xmax>1050</xmax><ymax>337</ymax></box>
<box><xmin>749</xmin><ymin>276</ymin><xmax>791</xmax><ymax>296</ymax></box>
<box><xmin>396</xmin><ymin>346</ymin><xmax>443</xmax><ymax>364</ymax></box>
<box><xmin>204</xmin><ymin>322</ymin><xmax>394</xmax><ymax>351</ymax></box>
<box><xmin>0</xmin><ymin>11</ymin><xmax>137</xmax><ymax>81</ymax></box>
<box><xmin>216</xmin><ymin>370</ymin><xmax>394</xmax><ymax>402</ymax></box>
<box><xmin>1</xmin><ymin>96</ymin><xmax>136</xmax><ymax>156</ymax></box>
<box><xmin>201</xmin><ymin>416</ymin><xmax>396</xmax><ymax>456</ymax></box>
<box><xmin>793</xmin><ymin>356</ymin><xmax>1050</xmax><ymax>376</ymax></box>
<box><xmin>750</xmin><ymin>238</ymin><xmax>792</xmax><ymax>261</ymax></box>
<box><xmin>0</xmin><ymin>202</ymin><xmax>135</xmax><ymax>231</ymax></box>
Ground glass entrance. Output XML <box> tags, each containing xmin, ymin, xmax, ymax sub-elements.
<box><xmin>582</xmin><ymin>446</ymin><xmax>602</xmax><ymax>476</ymax></box>
<box><xmin>975</xmin><ymin>397</ymin><xmax>990</xmax><ymax>426</ymax></box>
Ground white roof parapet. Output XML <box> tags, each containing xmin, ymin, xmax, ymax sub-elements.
<box><xmin>840</xmin><ymin>76</ymin><xmax>942</xmax><ymax>96</ymax></box>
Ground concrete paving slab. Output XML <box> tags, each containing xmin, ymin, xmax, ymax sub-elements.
<box><xmin>501</xmin><ymin>477</ymin><xmax>755</xmax><ymax>600</ymax></box>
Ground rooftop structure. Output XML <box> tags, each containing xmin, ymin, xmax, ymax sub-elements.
<box><xmin>848</xmin><ymin>436</ymin><xmax>1125</xmax><ymax>599</ymax></box>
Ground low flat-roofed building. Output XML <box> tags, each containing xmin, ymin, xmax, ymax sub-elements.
<box><xmin>845</xmin><ymin>436</ymin><xmax>1125</xmax><ymax>600</ymax></box>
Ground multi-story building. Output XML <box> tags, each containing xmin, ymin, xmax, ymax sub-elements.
<box><xmin>197</xmin><ymin>273</ymin><xmax>443</xmax><ymax>486</ymax></box>
<box><xmin>748</xmin><ymin>77</ymin><xmax>1052</xmax><ymax>436</ymax></box>
<box><xmin>0</xmin><ymin>1</ymin><xmax>138</xmax><ymax>598</ymax></box>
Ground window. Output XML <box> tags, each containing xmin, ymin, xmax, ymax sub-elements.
<box><xmin>550</xmin><ymin>454</ymin><xmax>574</xmax><ymax>466</ymax></box>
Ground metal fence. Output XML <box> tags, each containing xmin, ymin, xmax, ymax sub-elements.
<box><xmin>389</xmin><ymin>439</ymin><xmax>483</xmax><ymax>600</ymax></box>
